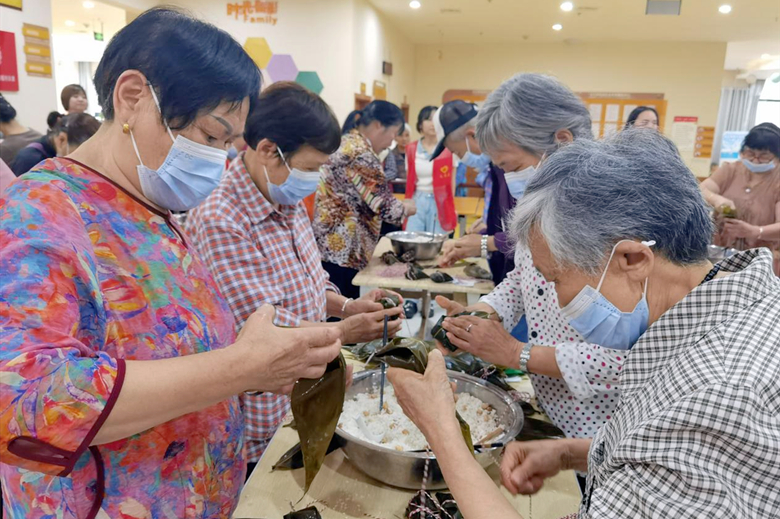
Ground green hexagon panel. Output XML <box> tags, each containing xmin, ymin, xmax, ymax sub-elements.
<box><xmin>295</xmin><ymin>71</ymin><xmax>324</xmax><ymax>95</ymax></box>
<box><xmin>243</xmin><ymin>37</ymin><xmax>273</xmax><ymax>69</ymax></box>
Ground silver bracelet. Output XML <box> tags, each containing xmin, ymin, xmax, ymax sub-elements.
<box><xmin>341</xmin><ymin>297</ymin><xmax>353</xmax><ymax>316</ymax></box>
<box><xmin>481</xmin><ymin>235</ymin><xmax>488</xmax><ymax>259</ymax></box>
<box><xmin>519</xmin><ymin>342</ymin><xmax>534</xmax><ymax>373</ymax></box>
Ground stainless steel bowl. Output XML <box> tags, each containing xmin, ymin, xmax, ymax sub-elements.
<box><xmin>386</xmin><ymin>231</ymin><xmax>448</xmax><ymax>261</ymax></box>
<box><xmin>335</xmin><ymin>369</ymin><xmax>524</xmax><ymax>490</ymax></box>
<box><xmin>707</xmin><ymin>245</ymin><xmax>738</xmax><ymax>263</ymax></box>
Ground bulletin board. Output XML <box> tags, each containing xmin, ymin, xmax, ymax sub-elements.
<box><xmin>578</xmin><ymin>92</ymin><xmax>667</xmax><ymax>137</ymax></box>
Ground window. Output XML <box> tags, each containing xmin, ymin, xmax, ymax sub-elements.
<box><xmin>755</xmin><ymin>73</ymin><xmax>780</xmax><ymax>127</ymax></box>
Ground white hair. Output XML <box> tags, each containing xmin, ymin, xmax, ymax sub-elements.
<box><xmin>476</xmin><ymin>73</ymin><xmax>593</xmax><ymax>156</ymax></box>
<box><xmin>509</xmin><ymin>129</ymin><xmax>714</xmax><ymax>276</ymax></box>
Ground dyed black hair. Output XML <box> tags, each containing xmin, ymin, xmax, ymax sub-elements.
<box><xmin>624</xmin><ymin>106</ymin><xmax>659</xmax><ymax>129</ymax></box>
<box><xmin>0</xmin><ymin>94</ymin><xmax>16</xmax><ymax>123</ymax></box>
<box><xmin>742</xmin><ymin>122</ymin><xmax>780</xmax><ymax>158</ymax></box>
<box><xmin>60</xmin><ymin>84</ymin><xmax>87</xmax><ymax>111</ymax></box>
<box><xmin>341</xmin><ymin>100</ymin><xmax>404</xmax><ymax>134</ymax></box>
<box><xmin>416</xmin><ymin>105</ymin><xmax>437</xmax><ymax>133</ymax></box>
<box><xmin>93</xmin><ymin>7</ymin><xmax>261</xmax><ymax>130</ymax></box>
<box><xmin>47</xmin><ymin>111</ymin><xmax>63</xmax><ymax>131</ymax></box>
<box><xmin>53</xmin><ymin>113</ymin><xmax>101</xmax><ymax>145</ymax></box>
<box><xmin>244</xmin><ymin>81</ymin><xmax>340</xmax><ymax>157</ymax></box>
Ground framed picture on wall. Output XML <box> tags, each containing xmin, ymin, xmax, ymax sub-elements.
<box><xmin>0</xmin><ymin>0</ymin><xmax>22</xmax><ymax>10</ymax></box>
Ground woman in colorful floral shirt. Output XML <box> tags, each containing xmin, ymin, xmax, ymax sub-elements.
<box><xmin>313</xmin><ymin>100</ymin><xmax>416</xmax><ymax>298</ymax></box>
<box><xmin>0</xmin><ymin>8</ymin><xmax>341</xmax><ymax>519</ymax></box>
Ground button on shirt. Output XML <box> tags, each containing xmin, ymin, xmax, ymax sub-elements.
<box><xmin>186</xmin><ymin>153</ymin><xmax>338</xmax><ymax>462</ymax></box>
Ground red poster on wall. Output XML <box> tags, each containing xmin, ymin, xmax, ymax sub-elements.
<box><xmin>0</xmin><ymin>31</ymin><xmax>20</xmax><ymax>91</ymax></box>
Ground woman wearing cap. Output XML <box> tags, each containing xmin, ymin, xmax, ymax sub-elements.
<box><xmin>405</xmin><ymin>105</ymin><xmax>456</xmax><ymax>234</ymax></box>
<box><xmin>0</xmin><ymin>8</ymin><xmax>341</xmax><ymax>518</ymax></box>
<box><xmin>314</xmin><ymin>100</ymin><xmax>416</xmax><ymax>298</ymax></box>
<box><xmin>700</xmin><ymin>122</ymin><xmax>780</xmax><ymax>275</ymax></box>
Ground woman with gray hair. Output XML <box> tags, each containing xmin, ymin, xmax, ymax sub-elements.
<box><xmin>390</xmin><ymin>130</ymin><xmax>780</xmax><ymax>518</ymax></box>
<box><xmin>436</xmin><ymin>74</ymin><xmax>622</xmax><ymax>467</ymax></box>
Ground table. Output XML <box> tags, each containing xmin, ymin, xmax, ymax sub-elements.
<box><xmin>351</xmin><ymin>238</ymin><xmax>494</xmax><ymax>338</ymax></box>
<box><xmin>233</xmin><ymin>359</ymin><xmax>582</xmax><ymax>519</ymax></box>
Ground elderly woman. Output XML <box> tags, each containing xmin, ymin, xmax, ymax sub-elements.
<box><xmin>314</xmin><ymin>100</ymin><xmax>416</xmax><ymax>298</ymax></box>
<box><xmin>700</xmin><ymin>122</ymin><xmax>780</xmax><ymax>275</ymax></box>
<box><xmin>186</xmin><ymin>82</ymin><xmax>403</xmax><ymax>471</ymax></box>
<box><xmin>0</xmin><ymin>9</ymin><xmax>341</xmax><ymax>518</ymax></box>
<box><xmin>623</xmin><ymin>105</ymin><xmax>659</xmax><ymax>130</ymax></box>
<box><xmin>390</xmin><ymin>129</ymin><xmax>780</xmax><ymax>518</ymax></box>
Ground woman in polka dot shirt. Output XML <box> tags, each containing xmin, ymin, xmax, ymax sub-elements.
<box><xmin>435</xmin><ymin>75</ymin><xmax>626</xmax><ymax>456</ymax></box>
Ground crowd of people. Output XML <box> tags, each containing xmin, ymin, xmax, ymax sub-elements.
<box><xmin>0</xmin><ymin>6</ymin><xmax>778</xmax><ymax>519</ymax></box>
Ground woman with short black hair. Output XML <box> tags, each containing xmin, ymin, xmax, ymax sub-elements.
<box><xmin>314</xmin><ymin>100</ymin><xmax>416</xmax><ymax>297</ymax></box>
<box><xmin>624</xmin><ymin>105</ymin><xmax>659</xmax><ymax>130</ymax></box>
<box><xmin>701</xmin><ymin>122</ymin><xmax>780</xmax><ymax>274</ymax></box>
<box><xmin>0</xmin><ymin>8</ymin><xmax>342</xmax><ymax>518</ymax></box>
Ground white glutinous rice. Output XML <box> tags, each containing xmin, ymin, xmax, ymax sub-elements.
<box><xmin>338</xmin><ymin>384</ymin><xmax>501</xmax><ymax>452</ymax></box>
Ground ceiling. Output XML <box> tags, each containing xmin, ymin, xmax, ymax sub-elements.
<box><xmin>50</xmin><ymin>0</ymin><xmax>127</xmax><ymax>39</ymax></box>
<box><xmin>369</xmin><ymin>0</ymin><xmax>780</xmax><ymax>46</ymax></box>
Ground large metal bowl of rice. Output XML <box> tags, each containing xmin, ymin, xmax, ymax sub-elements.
<box><xmin>386</xmin><ymin>231</ymin><xmax>448</xmax><ymax>261</ymax></box>
<box><xmin>335</xmin><ymin>369</ymin><xmax>524</xmax><ymax>490</ymax></box>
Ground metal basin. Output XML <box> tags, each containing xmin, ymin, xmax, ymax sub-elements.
<box><xmin>707</xmin><ymin>245</ymin><xmax>738</xmax><ymax>263</ymax></box>
<box><xmin>335</xmin><ymin>369</ymin><xmax>524</xmax><ymax>490</ymax></box>
<box><xmin>386</xmin><ymin>231</ymin><xmax>448</xmax><ymax>261</ymax></box>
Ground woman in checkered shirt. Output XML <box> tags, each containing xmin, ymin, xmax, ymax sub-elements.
<box><xmin>390</xmin><ymin>130</ymin><xmax>780</xmax><ymax>518</ymax></box>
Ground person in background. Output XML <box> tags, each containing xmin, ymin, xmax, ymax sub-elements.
<box><xmin>434</xmin><ymin>100</ymin><xmax>515</xmax><ymax>285</ymax></box>
<box><xmin>700</xmin><ymin>122</ymin><xmax>780</xmax><ymax>275</ymax></box>
<box><xmin>10</xmin><ymin>113</ymin><xmax>100</xmax><ymax>177</ymax></box>
<box><xmin>0</xmin><ymin>158</ymin><xmax>14</xmax><ymax>192</ymax></box>
<box><xmin>405</xmin><ymin>105</ymin><xmax>456</xmax><ymax>234</ymax></box>
<box><xmin>386</xmin><ymin>122</ymin><xmax>410</xmax><ymax>194</ymax></box>
<box><xmin>389</xmin><ymin>130</ymin><xmax>780</xmax><ymax>519</ymax></box>
<box><xmin>61</xmin><ymin>83</ymin><xmax>89</xmax><ymax>114</ymax></box>
<box><xmin>186</xmin><ymin>82</ymin><xmax>405</xmax><ymax>472</ymax></box>
<box><xmin>0</xmin><ymin>94</ymin><xmax>43</xmax><ymax>166</ymax></box>
<box><xmin>47</xmin><ymin>111</ymin><xmax>63</xmax><ymax>131</ymax></box>
<box><xmin>314</xmin><ymin>100</ymin><xmax>416</xmax><ymax>298</ymax></box>
<box><xmin>624</xmin><ymin>105</ymin><xmax>659</xmax><ymax>130</ymax></box>
<box><xmin>1</xmin><ymin>8</ymin><xmax>343</xmax><ymax>518</ymax></box>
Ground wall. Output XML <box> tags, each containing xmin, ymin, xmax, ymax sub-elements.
<box><xmin>0</xmin><ymin>0</ymin><xmax>57</xmax><ymax>134</ymax></box>
<box><xmin>410</xmin><ymin>41</ymin><xmax>727</xmax><ymax>176</ymax></box>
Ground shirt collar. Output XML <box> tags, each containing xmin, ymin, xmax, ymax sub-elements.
<box><xmin>229</xmin><ymin>151</ymin><xmax>294</xmax><ymax>225</ymax></box>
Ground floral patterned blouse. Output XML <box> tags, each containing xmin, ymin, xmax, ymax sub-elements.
<box><xmin>313</xmin><ymin>129</ymin><xmax>406</xmax><ymax>270</ymax></box>
<box><xmin>0</xmin><ymin>159</ymin><xmax>244</xmax><ymax>519</ymax></box>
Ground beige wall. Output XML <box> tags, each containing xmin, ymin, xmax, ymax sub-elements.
<box><xmin>410</xmin><ymin>41</ymin><xmax>727</xmax><ymax>176</ymax></box>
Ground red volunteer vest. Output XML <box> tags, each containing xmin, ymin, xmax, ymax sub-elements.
<box><xmin>404</xmin><ymin>141</ymin><xmax>457</xmax><ymax>232</ymax></box>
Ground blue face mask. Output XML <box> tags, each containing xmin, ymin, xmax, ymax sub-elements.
<box><xmin>742</xmin><ymin>158</ymin><xmax>776</xmax><ymax>174</ymax></box>
<box><xmin>264</xmin><ymin>148</ymin><xmax>322</xmax><ymax>206</ymax></box>
<box><xmin>131</xmin><ymin>84</ymin><xmax>227</xmax><ymax>212</ymax></box>
<box><xmin>504</xmin><ymin>166</ymin><xmax>535</xmax><ymax>199</ymax></box>
<box><xmin>560</xmin><ymin>240</ymin><xmax>655</xmax><ymax>351</ymax></box>
<box><xmin>461</xmin><ymin>138</ymin><xmax>491</xmax><ymax>170</ymax></box>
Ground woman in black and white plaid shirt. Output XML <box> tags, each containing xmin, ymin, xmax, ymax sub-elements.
<box><xmin>389</xmin><ymin>129</ymin><xmax>780</xmax><ymax>519</ymax></box>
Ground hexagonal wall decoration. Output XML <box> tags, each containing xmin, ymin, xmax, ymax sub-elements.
<box><xmin>266</xmin><ymin>54</ymin><xmax>298</xmax><ymax>83</ymax></box>
<box><xmin>295</xmin><ymin>71</ymin><xmax>324</xmax><ymax>95</ymax></box>
<box><xmin>243</xmin><ymin>37</ymin><xmax>273</xmax><ymax>69</ymax></box>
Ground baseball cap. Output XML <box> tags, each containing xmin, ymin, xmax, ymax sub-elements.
<box><xmin>430</xmin><ymin>100</ymin><xmax>479</xmax><ymax>160</ymax></box>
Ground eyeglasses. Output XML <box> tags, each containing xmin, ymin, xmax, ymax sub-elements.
<box><xmin>742</xmin><ymin>148</ymin><xmax>776</xmax><ymax>163</ymax></box>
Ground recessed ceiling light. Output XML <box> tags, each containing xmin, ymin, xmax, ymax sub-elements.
<box><xmin>65</xmin><ymin>20</ymin><xmax>76</xmax><ymax>26</ymax></box>
<box><xmin>83</xmin><ymin>1</ymin><xmax>95</xmax><ymax>8</ymax></box>
<box><xmin>761</xmin><ymin>53</ymin><xmax>772</xmax><ymax>60</ymax></box>
<box><xmin>560</xmin><ymin>2</ymin><xmax>574</xmax><ymax>12</ymax></box>
<box><xmin>552</xmin><ymin>23</ymin><xmax>563</xmax><ymax>31</ymax></box>
<box><xmin>718</xmin><ymin>4</ymin><xmax>732</xmax><ymax>14</ymax></box>
<box><xmin>409</xmin><ymin>0</ymin><xmax>421</xmax><ymax>9</ymax></box>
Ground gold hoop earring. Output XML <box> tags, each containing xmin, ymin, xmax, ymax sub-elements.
<box><xmin>122</xmin><ymin>123</ymin><xmax>130</xmax><ymax>134</ymax></box>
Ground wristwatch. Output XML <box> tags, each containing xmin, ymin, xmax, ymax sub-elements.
<box><xmin>481</xmin><ymin>235</ymin><xmax>488</xmax><ymax>259</ymax></box>
<box><xmin>519</xmin><ymin>342</ymin><xmax>534</xmax><ymax>373</ymax></box>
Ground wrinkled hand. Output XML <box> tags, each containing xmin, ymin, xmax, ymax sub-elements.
<box><xmin>467</xmin><ymin>217</ymin><xmax>487</xmax><ymax>235</ymax></box>
<box><xmin>402</xmin><ymin>199</ymin><xmax>417</xmax><ymax>216</ymax></box>
<box><xmin>346</xmin><ymin>289</ymin><xmax>405</xmax><ymax>316</ymax></box>
<box><xmin>387</xmin><ymin>350</ymin><xmax>459</xmax><ymax>440</ymax></box>
<box><xmin>500</xmin><ymin>440</ymin><xmax>575</xmax><ymax>495</ymax></box>
<box><xmin>439</xmin><ymin>314</ymin><xmax>521</xmax><ymax>368</ymax></box>
<box><xmin>340</xmin><ymin>306</ymin><xmax>404</xmax><ymax>344</ymax></box>
<box><xmin>236</xmin><ymin>305</ymin><xmax>342</xmax><ymax>394</ymax></box>
<box><xmin>435</xmin><ymin>295</ymin><xmax>467</xmax><ymax>317</ymax></box>
<box><xmin>439</xmin><ymin>234</ymin><xmax>482</xmax><ymax>267</ymax></box>
<box><xmin>722</xmin><ymin>219</ymin><xmax>760</xmax><ymax>241</ymax></box>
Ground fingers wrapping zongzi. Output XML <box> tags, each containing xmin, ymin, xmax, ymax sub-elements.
<box><xmin>431</xmin><ymin>311</ymin><xmax>493</xmax><ymax>352</ymax></box>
